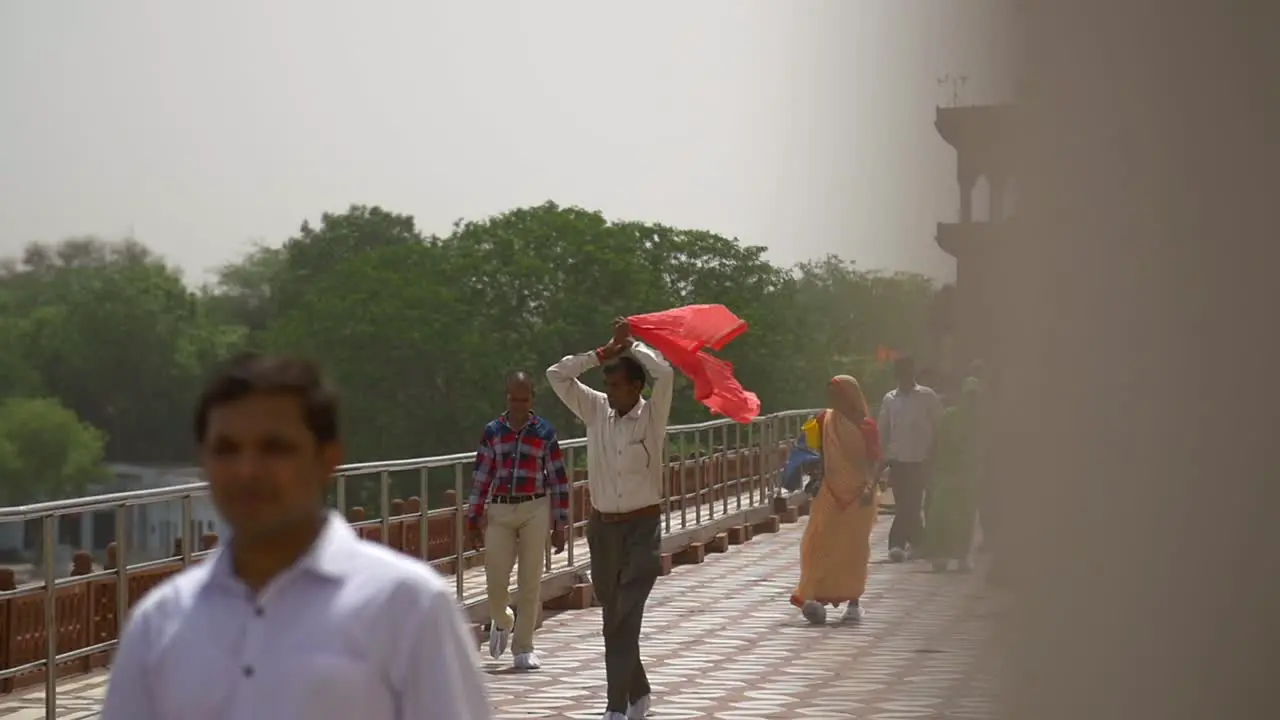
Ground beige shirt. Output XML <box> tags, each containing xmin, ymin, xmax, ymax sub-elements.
<box><xmin>878</xmin><ymin>384</ymin><xmax>943</xmax><ymax>463</ymax></box>
<box><xmin>546</xmin><ymin>342</ymin><xmax>674</xmax><ymax>514</ymax></box>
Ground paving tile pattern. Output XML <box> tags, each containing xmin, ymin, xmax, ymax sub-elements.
<box><xmin>1</xmin><ymin>516</ymin><xmax>998</xmax><ymax>719</ymax></box>
<box><xmin>481</xmin><ymin>516</ymin><xmax>998</xmax><ymax>719</ymax></box>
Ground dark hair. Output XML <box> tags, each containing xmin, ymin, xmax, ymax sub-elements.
<box><xmin>893</xmin><ymin>356</ymin><xmax>916</xmax><ymax>374</ymax></box>
<box><xmin>506</xmin><ymin>370</ymin><xmax>535</xmax><ymax>390</ymax></box>
<box><xmin>603</xmin><ymin>356</ymin><xmax>648</xmax><ymax>387</ymax></box>
<box><xmin>193</xmin><ymin>352</ymin><xmax>340</xmax><ymax>444</ymax></box>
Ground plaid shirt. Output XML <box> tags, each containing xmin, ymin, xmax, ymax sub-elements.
<box><xmin>467</xmin><ymin>413</ymin><xmax>570</xmax><ymax>527</ymax></box>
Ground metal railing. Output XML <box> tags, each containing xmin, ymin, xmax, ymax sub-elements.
<box><xmin>0</xmin><ymin>408</ymin><xmax>816</xmax><ymax>715</ymax></box>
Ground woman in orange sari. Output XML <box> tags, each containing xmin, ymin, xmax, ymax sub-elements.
<box><xmin>790</xmin><ymin>375</ymin><xmax>883</xmax><ymax>624</ymax></box>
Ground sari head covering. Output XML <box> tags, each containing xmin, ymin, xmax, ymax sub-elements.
<box><xmin>829</xmin><ymin>374</ymin><xmax>870</xmax><ymax>421</ymax></box>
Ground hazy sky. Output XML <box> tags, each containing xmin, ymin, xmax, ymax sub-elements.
<box><xmin>1</xmin><ymin>1</ymin><xmax>1009</xmax><ymax>283</ymax></box>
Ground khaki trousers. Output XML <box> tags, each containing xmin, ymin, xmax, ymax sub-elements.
<box><xmin>484</xmin><ymin>495</ymin><xmax>550</xmax><ymax>655</ymax></box>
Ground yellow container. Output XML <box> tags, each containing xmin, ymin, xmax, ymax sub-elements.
<box><xmin>801</xmin><ymin>416</ymin><xmax>822</xmax><ymax>452</ymax></box>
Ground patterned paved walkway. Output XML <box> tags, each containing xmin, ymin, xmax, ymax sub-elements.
<box><xmin>0</xmin><ymin>515</ymin><xmax>998</xmax><ymax>718</ymax></box>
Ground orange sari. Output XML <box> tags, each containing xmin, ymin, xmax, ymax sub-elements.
<box><xmin>790</xmin><ymin>377</ymin><xmax>879</xmax><ymax>607</ymax></box>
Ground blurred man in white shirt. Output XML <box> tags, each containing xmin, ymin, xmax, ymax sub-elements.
<box><xmin>101</xmin><ymin>353</ymin><xmax>491</xmax><ymax>720</ymax></box>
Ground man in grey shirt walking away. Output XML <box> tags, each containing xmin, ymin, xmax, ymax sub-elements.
<box><xmin>546</xmin><ymin>320</ymin><xmax>674</xmax><ymax>720</ymax></box>
<box><xmin>878</xmin><ymin>356</ymin><xmax>943</xmax><ymax>562</ymax></box>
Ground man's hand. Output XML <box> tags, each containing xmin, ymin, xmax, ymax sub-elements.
<box><xmin>550</xmin><ymin>523</ymin><xmax>567</xmax><ymax>554</ymax></box>
<box><xmin>468</xmin><ymin>521</ymin><xmax>485</xmax><ymax>552</ymax></box>
<box><xmin>597</xmin><ymin>318</ymin><xmax>634</xmax><ymax>361</ymax></box>
<box><xmin>598</xmin><ymin>317</ymin><xmax>634</xmax><ymax>361</ymax></box>
<box><xmin>611</xmin><ymin>317</ymin><xmax>632</xmax><ymax>345</ymax></box>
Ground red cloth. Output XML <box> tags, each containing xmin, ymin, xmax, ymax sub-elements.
<box><xmin>626</xmin><ymin>305</ymin><xmax>761</xmax><ymax>423</ymax></box>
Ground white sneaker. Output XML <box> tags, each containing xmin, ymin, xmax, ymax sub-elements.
<box><xmin>513</xmin><ymin>651</ymin><xmax>541</xmax><ymax>670</ymax></box>
<box><xmin>801</xmin><ymin>600</ymin><xmax>827</xmax><ymax>625</ymax></box>
<box><xmin>602</xmin><ymin>712</ymin><xmax>629</xmax><ymax>720</ymax></box>
<box><xmin>888</xmin><ymin>547</ymin><xmax>906</xmax><ymax>563</ymax></box>
<box><xmin>627</xmin><ymin>694</ymin><xmax>651</xmax><ymax>718</ymax></box>
<box><xmin>842</xmin><ymin>602</ymin><xmax>865</xmax><ymax>623</ymax></box>
<box><xmin>487</xmin><ymin>625</ymin><xmax>510</xmax><ymax>659</ymax></box>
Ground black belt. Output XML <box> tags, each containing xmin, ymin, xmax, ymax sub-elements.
<box><xmin>491</xmin><ymin>493</ymin><xmax>546</xmax><ymax>505</ymax></box>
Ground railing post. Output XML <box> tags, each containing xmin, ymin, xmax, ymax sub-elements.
<box><xmin>705</xmin><ymin>427</ymin><xmax>714</xmax><ymax>523</ymax></box>
<box><xmin>661</xmin><ymin>440</ymin><xmax>671</xmax><ymax>535</ymax></box>
<box><xmin>180</xmin><ymin>496</ymin><xmax>193</xmax><ymax>567</ymax></box>
<box><xmin>757</xmin><ymin>417</ymin><xmax>768</xmax><ymax>497</ymax></box>
<box><xmin>769</xmin><ymin>416</ymin><xmax>779</xmax><ymax>500</ymax></box>
<box><xmin>379</xmin><ymin>471</ymin><xmax>392</xmax><ymax>547</ymax></box>
<box><xmin>694</xmin><ymin>428</ymin><xmax>704</xmax><ymax>526</ymax></box>
<box><xmin>336</xmin><ymin>475</ymin><xmax>347</xmax><ymax>517</ymax></box>
<box><xmin>734</xmin><ymin>423</ymin><xmax>743</xmax><ymax>511</ymax></box>
<box><xmin>454</xmin><ymin>463</ymin><xmax>465</xmax><ymax>602</ymax></box>
<box><xmin>752</xmin><ymin>421</ymin><xmax>762</xmax><ymax>504</ymax></box>
<box><xmin>42</xmin><ymin>514</ymin><xmax>57</xmax><ymax>718</ymax></box>
<box><xmin>114</xmin><ymin>506</ymin><xmax>129</xmax><ymax>652</ymax></box>
<box><xmin>418</xmin><ymin>468</ymin><xmax>430</xmax><ymax>563</ymax></box>
<box><xmin>721</xmin><ymin>424</ymin><xmax>730</xmax><ymax>516</ymax></box>
<box><xmin>566</xmin><ymin>446</ymin><xmax>576</xmax><ymax>567</ymax></box>
<box><xmin>679</xmin><ymin>430</ymin><xmax>689</xmax><ymax>529</ymax></box>
<box><xmin>0</xmin><ymin>567</ymin><xmax>14</xmax><ymax>693</ymax></box>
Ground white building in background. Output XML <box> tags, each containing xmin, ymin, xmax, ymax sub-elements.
<box><xmin>0</xmin><ymin>464</ymin><xmax>222</xmax><ymax>572</ymax></box>
<box><xmin>102</xmin><ymin>464</ymin><xmax>222</xmax><ymax>561</ymax></box>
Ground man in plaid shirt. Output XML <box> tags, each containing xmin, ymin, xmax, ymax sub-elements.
<box><xmin>467</xmin><ymin>371</ymin><xmax>570</xmax><ymax>670</ymax></box>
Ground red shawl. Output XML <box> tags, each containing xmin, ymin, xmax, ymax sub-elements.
<box><xmin>626</xmin><ymin>304</ymin><xmax>761</xmax><ymax>423</ymax></box>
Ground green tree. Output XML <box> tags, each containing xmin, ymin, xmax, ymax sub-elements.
<box><xmin>4</xmin><ymin>237</ymin><xmax>242</xmax><ymax>461</ymax></box>
<box><xmin>0</xmin><ymin>204</ymin><xmax>944</xmax><ymax>481</ymax></box>
<box><xmin>263</xmin><ymin>241</ymin><xmax>479</xmax><ymax>460</ymax></box>
<box><xmin>0</xmin><ymin>286</ymin><xmax>43</xmax><ymax>398</ymax></box>
<box><xmin>200</xmin><ymin>243</ymin><xmax>285</xmax><ymax>335</ymax></box>
<box><xmin>775</xmin><ymin>256</ymin><xmax>937</xmax><ymax>407</ymax></box>
<box><xmin>0</xmin><ymin>397</ymin><xmax>108</xmax><ymax>505</ymax></box>
<box><xmin>438</xmin><ymin>202</ymin><xmax>803</xmax><ymax>430</ymax></box>
<box><xmin>272</xmin><ymin>205</ymin><xmax>425</xmax><ymax>318</ymax></box>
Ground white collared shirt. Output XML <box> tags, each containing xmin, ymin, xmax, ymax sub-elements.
<box><xmin>100</xmin><ymin>512</ymin><xmax>491</xmax><ymax>720</ymax></box>
<box><xmin>878</xmin><ymin>384</ymin><xmax>944</xmax><ymax>463</ymax></box>
<box><xmin>546</xmin><ymin>342</ymin><xmax>674</xmax><ymax>514</ymax></box>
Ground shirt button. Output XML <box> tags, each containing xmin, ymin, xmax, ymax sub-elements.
<box><xmin>242</xmin><ymin>665</ymin><xmax>255</xmax><ymax>678</ymax></box>
<box><xmin>254</xmin><ymin>606</ymin><xmax>264</xmax><ymax>618</ymax></box>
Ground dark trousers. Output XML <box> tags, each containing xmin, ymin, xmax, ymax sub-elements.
<box><xmin>888</xmin><ymin>461</ymin><xmax>929</xmax><ymax>551</ymax></box>
<box><xmin>588</xmin><ymin>510</ymin><xmax>660</xmax><ymax>713</ymax></box>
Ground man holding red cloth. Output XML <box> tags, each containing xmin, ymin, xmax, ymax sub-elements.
<box><xmin>546</xmin><ymin>320</ymin><xmax>673</xmax><ymax>720</ymax></box>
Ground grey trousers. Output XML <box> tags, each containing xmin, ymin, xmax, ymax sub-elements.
<box><xmin>587</xmin><ymin>510</ymin><xmax>661</xmax><ymax>713</ymax></box>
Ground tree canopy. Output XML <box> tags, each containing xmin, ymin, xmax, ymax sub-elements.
<box><xmin>0</xmin><ymin>201</ymin><xmax>943</xmax><ymax>503</ymax></box>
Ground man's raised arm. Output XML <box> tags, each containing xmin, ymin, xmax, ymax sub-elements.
<box><xmin>546</xmin><ymin>351</ymin><xmax>606</xmax><ymax>424</ymax></box>
<box><xmin>628</xmin><ymin>341</ymin><xmax>674</xmax><ymax>430</ymax></box>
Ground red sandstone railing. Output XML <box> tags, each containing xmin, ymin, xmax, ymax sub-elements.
<box><xmin>0</xmin><ymin>409</ymin><xmax>813</xmax><ymax>705</ymax></box>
